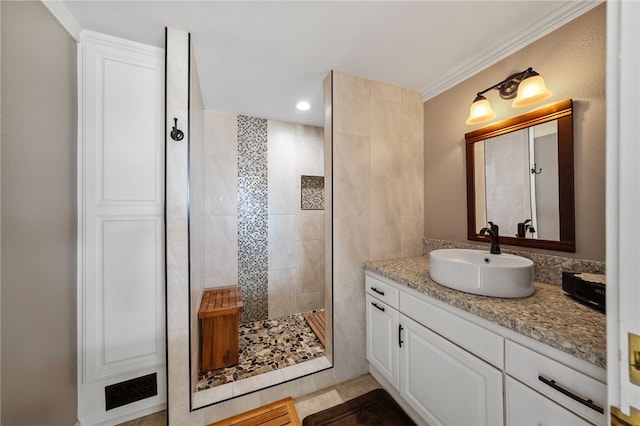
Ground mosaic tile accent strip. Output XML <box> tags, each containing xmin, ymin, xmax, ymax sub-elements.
<box><xmin>423</xmin><ymin>237</ymin><xmax>605</xmax><ymax>286</ymax></box>
<box><xmin>238</xmin><ymin>115</ymin><xmax>269</xmax><ymax>322</ymax></box>
<box><xmin>197</xmin><ymin>311</ymin><xmax>325</xmax><ymax>390</ymax></box>
<box><xmin>301</xmin><ymin>175</ymin><xmax>324</xmax><ymax>210</ymax></box>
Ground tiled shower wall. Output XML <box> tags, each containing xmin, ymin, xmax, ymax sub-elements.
<box><xmin>201</xmin><ymin>111</ymin><xmax>239</xmax><ymax>292</ymax></box>
<box><xmin>268</xmin><ymin>120</ymin><xmax>325</xmax><ymax>318</ymax></box>
<box><xmin>200</xmin><ymin>111</ymin><xmax>324</xmax><ymax>322</ymax></box>
<box><xmin>331</xmin><ymin>71</ymin><xmax>424</xmax><ymax>379</ymax></box>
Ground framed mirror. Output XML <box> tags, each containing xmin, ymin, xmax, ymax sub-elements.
<box><xmin>465</xmin><ymin>99</ymin><xmax>575</xmax><ymax>252</ymax></box>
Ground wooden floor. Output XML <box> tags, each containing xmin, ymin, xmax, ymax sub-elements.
<box><xmin>304</xmin><ymin>310</ymin><xmax>325</xmax><ymax>347</ymax></box>
<box><xmin>207</xmin><ymin>397</ymin><xmax>301</xmax><ymax>426</ymax></box>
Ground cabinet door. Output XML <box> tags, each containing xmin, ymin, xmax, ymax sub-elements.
<box><xmin>506</xmin><ymin>377</ymin><xmax>592</xmax><ymax>425</ymax></box>
<box><xmin>399</xmin><ymin>314</ymin><xmax>503</xmax><ymax>426</ymax></box>
<box><xmin>366</xmin><ymin>294</ymin><xmax>399</xmax><ymax>390</ymax></box>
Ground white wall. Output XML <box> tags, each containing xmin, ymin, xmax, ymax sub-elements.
<box><xmin>1</xmin><ymin>2</ymin><xmax>77</xmax><ymax>424</ymax></box>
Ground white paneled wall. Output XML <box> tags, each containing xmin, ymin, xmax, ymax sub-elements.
<box><xmin>78</xmin><ymin>30</ymin><xmax>165</xmax><ymax>426</ymax></box>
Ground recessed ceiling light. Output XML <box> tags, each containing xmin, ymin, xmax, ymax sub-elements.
<box><xmin>296</xmin><ymin>101</ymin><xmax>311</xmax><ymax>111</ymax></box>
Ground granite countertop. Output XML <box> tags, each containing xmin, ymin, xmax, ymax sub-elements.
<box><xmin>363</xmin><ymin>256</ymin><xmax>606</xmax><ymax>369</ymax></box>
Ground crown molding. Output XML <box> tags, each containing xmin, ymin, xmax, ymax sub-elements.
<box><xmin>41</xmin><ymin>0</ymin><xmax>83</xmax><ymax>42</ymax></box>
<box><xmin>80</xmin><ymin>30</ymin><xmax>164</xmax><ymax>56</ymax></box>
<box><xmin>421</xmin><ymin>0</ymin><xmax>604</xmax><ymax>101</ymax></box>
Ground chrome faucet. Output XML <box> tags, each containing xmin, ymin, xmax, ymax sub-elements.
<box><xmin>479</xmin><ymin>221</ymin><xmax>501</xmax><ymax>254</ymax></box>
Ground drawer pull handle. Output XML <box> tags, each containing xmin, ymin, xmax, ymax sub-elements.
<box><xmin>399</xmin><ymin>324</ymin><xmax>404</xmax><ymax>348</ymax></box>
<box><xmin>538</xmin><ymin>375</ymin><xmax>604</xmax><ymax>414</ymax></box>
<box><xmin>371</xmin><ymin>287</ymin><xmax>385</xmax><ymax>296</ymax></box>
<box><xmin>371</xmin><ymin>302</ymin><xmax>385</xmax><ymax>312</ymax></box>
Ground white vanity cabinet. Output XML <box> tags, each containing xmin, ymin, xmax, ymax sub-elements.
<box><xmin>366</xmin><ymin>273</ymin><xmax>503</xmax><ymax>426</ymax></box>
<box><xmin>364</xmin><ymin>271</ymin><xmax>607</xmax><ymax>426</ymax></box>
<box><xmin>399</xmin><ymin>314</ymin><xmax>503</xmax><ymax>426</ymax></box>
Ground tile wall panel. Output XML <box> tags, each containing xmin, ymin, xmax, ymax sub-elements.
<box><xmin>201</xmin><ymin>111</ymin><xmax>239</xmax><ymax>290</ymax></box>
<box><xmin>331</xmin><ymin>72</ymin><xmax>424</xmax><ymax>383</ymax></box>
<box><xmin>267</xmin><ymin>119</ymin><xmax>325</xmax><ymax>318</ymax></box>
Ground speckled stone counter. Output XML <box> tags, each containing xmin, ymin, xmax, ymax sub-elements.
<box><xmin>363</xmin><ymin>256</ymin><xmax>606</xmax><ymax>369</ymax></box>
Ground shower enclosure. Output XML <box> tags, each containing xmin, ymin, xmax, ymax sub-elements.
<box><xmin>165</xmin><ymin>28</ymin><xmax>334</xmax><ymax>418</ymax></box>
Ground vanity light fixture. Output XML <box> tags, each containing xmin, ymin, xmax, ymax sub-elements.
<box><xmin>296</xmin><ymin>101</ymin><xmax>311</xmax><ymax>111</ymax></box>
<box><xmin>465</xmin><ymin>67</ymin><xmax>552</xmax><ymax>125</ymax></box>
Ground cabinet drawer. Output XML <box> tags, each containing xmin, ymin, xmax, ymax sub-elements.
<box><xmin>505</xmin><ymin>340</ymin><xmax>605</xmax><ymax>425</ymax></box>
<box><xmin>365</xmin><ymin>274</ymin><xmax>399</xmax><ymax>309</ymax></box>
<box><xmin>506</xmin><ymin>376</ymin><xmax>592</xmax><ymax>425</ymax></box>
<box><xmin>400</xmin><ymin>291</ymin><xmax>503</xmax><ymax>368</ymax></box>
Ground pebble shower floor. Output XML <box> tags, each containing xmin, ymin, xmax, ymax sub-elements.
<box><xmin>197</xmin><ymin>311</ymin><xmax>325</xmax><ymax>391</ymax></box>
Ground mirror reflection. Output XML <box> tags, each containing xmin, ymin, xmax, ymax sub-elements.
<box><xmin>475</xmin><ymin>120</ymin><xmax>559</xmax><ymax>240</ymax></box>
<box><xmin>466</xmin><ymin>99</ymin><xmax>575</xmax><ymax>252</ymax></box>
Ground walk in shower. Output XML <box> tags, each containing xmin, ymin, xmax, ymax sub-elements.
<box><xmin>163</xmin><ymin>30</ymin><xmax>334</xmax><ymax>411</ymax></box>
<box><xmin>189</xmin><ymin>112</ymin><xmax>331</xmax><ymax>399</ymax></box>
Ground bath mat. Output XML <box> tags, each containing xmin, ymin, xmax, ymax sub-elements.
<box><xmin>302</xmin><ymin>389</ymin><xmax>416</xmax><ymax>426</ymax></box>
<box><xmin>208</xmin><ymin>396</ymin><xmax>301</xmax><ymax>425</ymax></box>
<box><xmin>304</xmin><ymin>310</ymin><xmax>326</xmax><ymax>347</ymax></box>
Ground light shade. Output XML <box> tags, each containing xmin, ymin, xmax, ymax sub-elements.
<box><xmin>465</xmin><ymin>96</ymin><xmax>496</xmax><ymax>125</ymax></box>
<box><xmin>512</xmin><ymin>75</ymin><xmax>552</xmax><ymax>108</ymax></box>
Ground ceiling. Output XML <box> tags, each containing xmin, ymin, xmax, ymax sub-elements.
<box><xmin>62</xmin><ymin>1</ymin><xmax>600</xmax><ymax>127</ymax></box>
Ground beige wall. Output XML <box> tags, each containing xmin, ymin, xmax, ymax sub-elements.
<box><xmin>424</xmin><ymin>4</ymin><xmax>605</xmax><ymax>261</ymax></box>
<box><xmin>1</xmin><ymin>1</ymin><xmax>77</xmax><ymax>424</ymax></box>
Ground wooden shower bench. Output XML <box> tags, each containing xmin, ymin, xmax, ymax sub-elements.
<box><xmin>198</xmin><ymin>286</ymin><xmax>244</xmax><ymax>371</ymax></box>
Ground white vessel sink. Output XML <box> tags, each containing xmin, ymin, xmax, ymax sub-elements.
<box><xmin>429</xmin><ymin>249</ymin><xmax>535</xmax><ymax>298</ymax></box>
